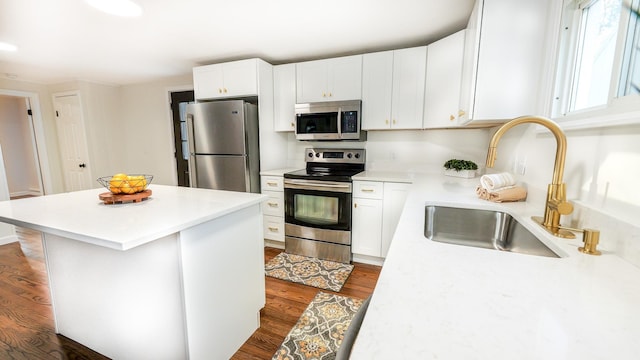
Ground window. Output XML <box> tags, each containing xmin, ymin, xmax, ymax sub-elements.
<box><xmin>554</xmin><ymin>0</ymin><xmax>640</xmax><ymax>125</ymax></box>
<box><xmin>618</xmin><ymin>1</ymin><xmax>640</xmax><ymax>96</ymax></box>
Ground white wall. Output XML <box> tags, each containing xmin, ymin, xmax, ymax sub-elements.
<box><xmin>0</xmin><ymin>95</ymin><xmax>40</xmax><ymax>196</ymax></box>
<box><xmin>286</xmin><ymin>128</ymin><xmax>492</xmax><ymax>172</ymax></box>
<box><xmin>0</xmin><ymin>145</ymin><xmax>17</xmax><ymax>245</ymax></box>
<box><xmin>118</xmin><ymin>75</ymin><xmax>193</xmax><ymax>186</ymax></box>
<box><xmin>0</xmin><ymin>79</ymin><xmax>65</xmax><ymax>194</ymax></box>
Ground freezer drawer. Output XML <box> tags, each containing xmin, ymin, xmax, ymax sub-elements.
<box><xmin>192</xmin><ymin>154</ymin><xmax>249</xmax><ymax>192</ymax></box>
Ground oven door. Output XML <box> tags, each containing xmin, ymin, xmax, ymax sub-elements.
<box><xmin>284</xmin><ymin>179</ymin><xmax>352</xmax><ymax>231</ymax></box>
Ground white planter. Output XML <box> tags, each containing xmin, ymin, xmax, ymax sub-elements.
<box><xmin>444</xmin><ymin>169</ymin><xmax>476</xmax><ymax>178</ymax></box>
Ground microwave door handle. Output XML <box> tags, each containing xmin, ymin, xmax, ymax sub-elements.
<box><xmin>337</xmin><ymin>107</ymin><xmax>342</xmax><ymax>137</ymax></box>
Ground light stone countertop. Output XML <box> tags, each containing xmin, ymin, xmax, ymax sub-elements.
<box><xmin>259</xmin><ymin>168</ymin><xmax>302</xmax><ymax>177</ymax></box>
<box><xmin>350</xmin><ymin>173</ymin><xmax>640</xmax><ymax>359</ymax></box>
<box><xmin>0</xmin><ymin>184</ymin><xmax>266</xmax><ymax>251</ymax></box>
<box><xmin>352</xmin><ymin>170</ymin><xmax>415</xmax><ymax>183</ymax></box>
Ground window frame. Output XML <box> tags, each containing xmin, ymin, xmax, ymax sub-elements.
<box><xmin>552</xmin><ymin>0</ymin><xmax>640</xmax><ymax>130</ymax></box>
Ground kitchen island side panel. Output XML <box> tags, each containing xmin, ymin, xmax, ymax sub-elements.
<box><xmin>43</xmin><ymin>233</ymin><xmax>187</xmax><ymax>360</ymax></box>
<box><xmin>179</xmin><ymin>203</ymin><xmax>265</xmax><ymax>359</ymax></box>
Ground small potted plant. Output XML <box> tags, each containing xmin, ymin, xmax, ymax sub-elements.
<box><xmin>443</xmin><ymin>159</ymin><xmax>478</xmax><ymax>178</ymax></box>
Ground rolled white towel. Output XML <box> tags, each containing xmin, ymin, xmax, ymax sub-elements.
<box><xmin>480</xmin><ymin>172</ymin><xmax>516</xmax><ymax>191</ymax></box>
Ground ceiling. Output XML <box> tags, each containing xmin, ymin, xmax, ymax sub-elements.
<box><xmin>0</xmin><ymin>0</ymin><xmax>475</xmax><ymax>85</ymax></box>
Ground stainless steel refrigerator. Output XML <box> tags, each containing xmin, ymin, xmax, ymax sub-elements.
<box><xmin>186</xmin><ymin>100</ymin><xmax>260</xmax><ymax>193</ymax></box>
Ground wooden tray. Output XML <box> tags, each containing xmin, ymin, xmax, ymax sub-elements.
<box><xmin>99</xmin><ymin>189</ymin><xmax>152</xmax><ymax>204</ymax></box>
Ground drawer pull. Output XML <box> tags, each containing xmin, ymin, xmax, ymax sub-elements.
<box><xmin>267</xmin><ymin>181</ymin><xmax>278</xmax><ymax>186</ymax></box>
<box><xmin>268</xmin><ymin>226</ymin><xmax>279</xmax><ymax>232</ymax></box>
<box><xmin>361</xmin><ymin>189</ymin><xmax>374</xmax><ymax>192</ymax></box>
<box><xmin>267</xmin><ymin>202</ymin><xmax>279</xmax><ymax>207</ymax></box>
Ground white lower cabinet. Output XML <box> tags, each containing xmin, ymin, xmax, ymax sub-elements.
<box><xmin>352</xmin><ymin>181</ymin><xmax>409</xmax><ymax>259</ymax></box>
<box><xmin>261</xmin><ymin>175</ymin><xmax>285</xmax><ymax>243</ymax></box>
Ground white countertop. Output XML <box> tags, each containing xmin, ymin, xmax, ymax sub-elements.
<box><xmin>260</xmin><ymin>168</ymin><xmax>302</xmax><ymax>177</ymax></box>
<box><xmin>350</xmin><ymin>174</ymin><xmax>640</xmax><ymax>359</ymax></box>
<box><xmin>352</xmin><ymin>170</ymin><xmax>415</xmax><ymax>183</ymax></box>
<box><xmin>0</xmin><ymin>185</ymin><xmax>266</xmax><ymax>251</ymax></box>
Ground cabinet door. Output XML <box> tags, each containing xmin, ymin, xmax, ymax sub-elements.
<box><xmin>381</xmin><ymin>183</ymin><xmax>409</xmax><ymax>257</ymax></box>
<box><xmin>262</xmin><ymin>190</ymin><xmax>284</xmax><ymax>217</ymax></box>
<box><xmin>362</xmin><ymin>51</ymin><xmax>394</xmax><ymax>130</ymax></box>
<box><xmin>390</xmin><ymin>47</ymin><xmax>427</xmax><ymax>129</ymax></box>
<box><xmin>222</xmin><ymin>59</ymin><xmax>258</xmax><ymax>97</ymax></box>
<box><xmin>458</xmin><ymin>0</ymin><xmax>482</xmax><ymax>124</ymax></box>
<box><xmin>296</xmin><ymin>60</ymin><xmax>328</xmax><ymax>102</ymax></box>
<box><xmin>193</xmin><ymin>65</ymin><xmax>224</xmax><ymax>100</ymax></box>
<box><xmin>352</xmin><ymin>198</ymin><xmax>383</xmax><ymax>257</ymax></box>
<box><xmin>327</xmin><ymin>55</ymin><xmax>362</xmax><ymax>101</ymax></box>
<box><xmin>264</xmin><ymin>215</ymin><xmax>285</xmax><ymax>242</ymax></box>
<box><xmin>424</xmin><ymin>30</ymin><xmax>465</xmax><ymax>128</ymax></box>
<box><xmin>273</xmin><ymin>64</ymin><xmax>297</xmax><ymax>131</ymax></box>
<box><xmin>459</xmin><ymin>0</ymin><xmax>551</xmax><ymax>124</ymax></box>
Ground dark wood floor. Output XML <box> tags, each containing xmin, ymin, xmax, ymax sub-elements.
<box><xmin>0</xmin><ymin>229</ymin><xmax>381</xmax><ymax>359</ymax></box>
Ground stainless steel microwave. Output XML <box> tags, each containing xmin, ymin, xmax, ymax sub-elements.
<box><xmin>294</xmin><ymin>100</ymin><xmax>366</xmax><ymax>141</ymax></box>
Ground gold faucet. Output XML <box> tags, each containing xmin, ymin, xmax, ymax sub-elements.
<box><xmin>486</xmin><ymin>116</ymin><xmax>576</xmax><ymax>239</ymax></box>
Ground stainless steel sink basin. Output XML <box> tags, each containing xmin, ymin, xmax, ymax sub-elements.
<box><xmin>424</xmin><ymin>205</ymin><xmax>560</xmax><ymax>258</ymax></box>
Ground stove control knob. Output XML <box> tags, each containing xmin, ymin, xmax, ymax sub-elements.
<box><xmin>347</xmin><ymin>153</ymin><xmax>353</xmax><ymax>158</ymax></box>
<box><xmin>354</xmin><ymin>153</ymin><xmax>360</xmax><ymax>159</ymax></box>
<box><xmin>316</xmin><ymin>153</ymin><xmax>320</xmax><ymax>157</ymax></box>
<box><xmin>308</xmin><ymin>152</ymin><xmax>314</xmax><ymax>158</ymax></box>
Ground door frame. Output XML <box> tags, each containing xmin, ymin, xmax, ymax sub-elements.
<box><xmin>0</xmin><ymin>89</ymin><xmax>51</xmax><ymax>195</ymax></box>
<box><xmin>166</xmin><ymin>85</ymin><xmax>194</xmax><ymax>186</ymax></box>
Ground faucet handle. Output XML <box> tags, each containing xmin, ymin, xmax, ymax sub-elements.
<box><xmin>557</xmin><ymin>201</ymin><xmax>574</xmax><ymax>215</ymax></box>
<box><xmin>549</xmin><ymin>199</ymin><xmax>574</xmax><ymax>215</ymax></box>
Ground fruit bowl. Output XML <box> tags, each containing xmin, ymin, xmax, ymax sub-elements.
<box><xmin>97</xmin><ymin>174</ymin><xmax>153</xmax><ymax>195</ymax></box>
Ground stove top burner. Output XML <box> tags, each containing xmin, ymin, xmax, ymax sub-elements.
<box><xmin>284</xmin><ymin>148</ymin><xmax>365</xmax><ymax>182</ymax></box>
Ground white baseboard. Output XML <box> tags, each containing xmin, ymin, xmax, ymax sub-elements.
<box><xmin>0</xmin><ymin>234</ymin><xmax>19</xmax><ymax>246</ymax></box>
<box><xmin>352</xmin><ymin>253</ymin><xmax>385</xmax><ymax>266</ymax></box>
<box><xmin>264</xmin><ymin>239</ymin><xmax>285</xmax><ymax>249</ymax></box>
<box><xmin>10</xmin><ymin>189</ymin><xmax>41</xmax><ymax>198</ymax></box>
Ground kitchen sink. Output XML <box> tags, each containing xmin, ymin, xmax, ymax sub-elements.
<box><xmin>424</xmin><ymin>205</ymin><xmax>560</xmax><ymax>258</ymax></box>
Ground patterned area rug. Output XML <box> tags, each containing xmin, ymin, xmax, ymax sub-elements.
<box><xmin>272</xmin><ymin>292</ymin><xmax>364</xmax><ymax>360</ymax></box>
<box><xmin>265</xmin><ymin>252</ymin><xmax>354</xmax><ymax>292</ymax></box>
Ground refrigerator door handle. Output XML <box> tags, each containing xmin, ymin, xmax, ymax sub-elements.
<box><xmin>186</xmin><ymin>112</ymin><xmax>197</xmax><ymax>188</ymax></box>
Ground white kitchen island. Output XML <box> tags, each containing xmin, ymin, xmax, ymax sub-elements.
<box><xmin>0</xmin><ymin>184</ymin><xmax>267</xmax><ymax>360</ymax></box>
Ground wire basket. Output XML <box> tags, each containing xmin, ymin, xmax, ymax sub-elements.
<box><xmin>97</xmin><ymin>174</ymin><xmax>153</xmax><ymax>194</ymax></box>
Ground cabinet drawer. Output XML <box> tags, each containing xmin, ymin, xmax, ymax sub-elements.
<box><xmin>263</xmin><ymin>215</ymin><xmax>285</xmax><ymax>242</ymax></box>
<box><xmin>261</xmin><ymin>176</ymin><xmax>284</xmax><ymax>192</ymax></box>
<box><xmin>262</xmin><ymin>191</ymin><xmax>284</xmax><ymax>217</ymax></box>
<box><xmin>353</xmin><ymin>181</ymin><xmax>384</xmax><ymax>199</ymax></box>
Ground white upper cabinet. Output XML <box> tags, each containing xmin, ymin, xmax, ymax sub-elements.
<box><xmin>361</xmin><ymin>51</ymin><xmax>394</xmax><ymax>129</ymax></box>
<box><xmin>273</xmin><ymin>64</ymin><xmax>296</xmax><ymax>132</ymax></box>
<box><xmin>424</xmin><ymin>30</ymin><xmax>465</xmax><ymax>128</ymax></box>
<box><xmin>458</xmin><ymin>0</ymin><xmax>553</xmax><ymax>125</ymax></box>
<box><xmin>362</xmin><ymin>46</ymin><xmax>427</xmax><ymax>130</ymax></box>
<box><xmin>296</xmin><ymin>55</ymin><xmax>362</xmax><ymax>103</ymax></box>
<box><xmin>193</xmin><ymin>59</ymin><xmax>259</xmax><ymax>100</ymax></box>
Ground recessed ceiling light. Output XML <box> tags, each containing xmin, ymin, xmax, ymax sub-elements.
<box><xmin>85</xmin><ymin>0</ymin><xmax>142</xmax><ymax>17</ymax></box>
<box><xmin>0</xmin><ymin>42</ymin><xmax>18</xmax><ymax>52</ymax></box>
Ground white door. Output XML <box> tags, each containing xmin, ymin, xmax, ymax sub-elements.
<box><xmin>53</xmin><ymin>93</ymin><xmax>93</xmax><ymax>192</ymax></box>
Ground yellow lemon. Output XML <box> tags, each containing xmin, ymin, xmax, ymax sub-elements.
<box><xmin>127</xmin><ymin>175</ymin><xmax>147</xmax><ymax>192</ymax></box>
<box><xmin>120</xmin><ymin>180</ymin><xmax>137</xmax><ymax>194</ymax></box>
<box><xmin>109</xmin><ymin>173</ymin><xmax>128</xmax><ymax>194</ymax></box>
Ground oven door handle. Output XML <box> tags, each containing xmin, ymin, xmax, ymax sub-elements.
<box><xmin>284</xmin><ymin>179</ymin><xmax>352</xmax><ymax>193</ymax></box>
